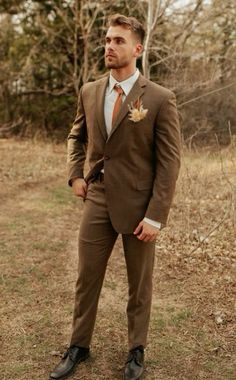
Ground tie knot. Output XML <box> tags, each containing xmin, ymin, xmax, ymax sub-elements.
<box><xmin>114</xmin><ymin>84</ymin><xmax>124</xmax><ymax>95</ymax></box>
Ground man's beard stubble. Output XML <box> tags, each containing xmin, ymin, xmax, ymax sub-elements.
<box><xmin>105</xmin><ymin>57</ymin><xmax>129</xmax><ymax>69</ymax></box>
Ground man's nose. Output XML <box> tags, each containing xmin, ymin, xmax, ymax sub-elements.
<box><xmin>107</xmin><ymin>41</ymin><xmax>115</xmax><ymax>50</ymax></box>
<box><xmin>107</xmin><ymin>46</ymin><xmax>114</xmax><ymax>52</ymax></box>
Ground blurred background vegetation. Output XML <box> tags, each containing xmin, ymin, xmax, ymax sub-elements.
<box><xmin>0</xmin><ymin>0</ymin><xmax>235</xmax><ymax>145</ymax></box>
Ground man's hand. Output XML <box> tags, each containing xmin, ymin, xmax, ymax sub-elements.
<box><xmin>133</xmin><ymin>220</ymin><xmax>160</xmax><ymax>242</ymax></box>
<box><xmin>71</xmin><ymin>178</ymin><xmax>88</xmax><ymax>199</ymax></box>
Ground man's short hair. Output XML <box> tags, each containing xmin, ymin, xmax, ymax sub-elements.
<box><xmin>108</xmin><ymin>14</ymin><xmax>145</xmax><ymax>44</ymax></box>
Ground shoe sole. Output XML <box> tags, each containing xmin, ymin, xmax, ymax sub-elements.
<box><xmin>49</xmin><ymin>353</ymin><xmax>90</xmax><ymax>380</ymax></box>
<box><xmin>123</xmin><ymin>367</ymin><xmax>144</xmax><ymax>380</ymax></box>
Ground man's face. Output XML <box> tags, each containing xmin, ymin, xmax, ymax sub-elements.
<box><xmin>105</xmin><ymin>25</ymin><xmax>142</xmax><ymax>69</ymax></box>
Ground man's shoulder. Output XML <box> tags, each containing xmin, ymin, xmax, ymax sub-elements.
<box><xmin>81</xmin><ymin>75</ymin><xmax>109</xmax><ymax>93</ymax></box>
<box><xmin>144</xmin><ymin>77</ymin><xmax>175</xmax><ymax>99</ymax></box>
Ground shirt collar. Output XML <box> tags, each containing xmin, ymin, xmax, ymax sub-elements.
<box><xmin>108</xmin><ymin>69</ymin><xmax>140</xmax><ymax>96</ymax></box>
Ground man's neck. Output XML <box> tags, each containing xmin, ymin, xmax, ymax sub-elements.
<box><xmin>110</xmin><ymin>66</ymin><xmax>137</xmax><ymax>82</ymax></box>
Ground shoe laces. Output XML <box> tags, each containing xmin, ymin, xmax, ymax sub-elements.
<box><xmin>62</xmin><ymin>345</ymin><xmax>89</xmax><ymax>362</ymax></box>
<box><xmin>62</xmin><ymin>346</ymin><xmax>78</xmax><ymax>362</ymax></box>
<box><xmin>126</xmin><ymin>348</ymin><xmax>143</xmax><ymax>366</ymax></box>
<box><xmin>61</xmin><ymin>347</ymin><xmax>71</xmax><ymax>360</ymax></box>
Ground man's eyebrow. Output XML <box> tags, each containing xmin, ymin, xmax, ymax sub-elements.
<box><xmin>105</xmin><ymin>35</ymin><xmax>126</xmax><ymax>41</ymax></box>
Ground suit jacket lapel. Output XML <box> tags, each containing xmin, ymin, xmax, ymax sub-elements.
<box><xmin>96</xmin><ymin>75</ymin><xmax>109</xmax><ymax>141</ymax></box>
<box><xmin>107</xmin><ymin>74</ymin><xmax>147</xmax><ymax>142</ymax></box>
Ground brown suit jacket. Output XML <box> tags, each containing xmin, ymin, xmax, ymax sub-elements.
<box><xmin>67</xmin><ymin>73</ymin><xmax>181</xmax><ymax>233</ymax></box>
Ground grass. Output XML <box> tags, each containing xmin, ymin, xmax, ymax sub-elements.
<box><xmin>0</xmin><ymin>138</ymin><xmax>235</xmax><ymax>380</ymax></box>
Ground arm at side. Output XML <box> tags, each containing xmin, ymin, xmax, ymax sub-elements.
<box><xmin>67</xmin><ymin>86</ymin><xmax>88</xmax><ymax>186</ymax></box>
<box><xmin>145</xmin><ymin>93</ymin><xmax>181</xmax><ymax>226</ymax></box>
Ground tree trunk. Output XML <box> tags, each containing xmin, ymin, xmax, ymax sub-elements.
<box><xmin>73</xmin><ymin>0</ymin><xmax>79</xmax><ymax>94</ymax></box>
<box><xmin>142</xmin><ymin>0</ymin><xmax>162</xmax><ymax>78</ymax></box>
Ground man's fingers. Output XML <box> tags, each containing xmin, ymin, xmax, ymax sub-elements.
<box><xmin>150</xmin><ymin>235</ymin><xmax>157</xmax><ymax>242</ymax></box>
<box><xmin>143</xmin><ymin>235</ymin><xmax>152</xmax><ymax>242</ymax></box>
<box><xmin>137</xmin><ymin>231</ymin><xmax>147</xmax><ymax>240</ymax></box>
<box><xmin>82</xmin><ymin>182</ymin><xmax>88</xmax><ymax>192</ymax></box>
<box><xmin>74</xmin><ymin>190</ymin><xmax>86</xmax><ymax>198</ymax></box>
<box><xmin>134</xmin><ymin>220</ymin><xmax>160</xmax><ymax>241</ymax></box>
<box><xmin>73</xmin><ymin>182</ymin><xmax>88</xmax><ymax>198</ymax></box>
<box><xmin>138</xmin><ymin>233</ymin><xmax>156</xmax><ymax>242</ymax></box>
<box><xmin>72</xmin><ymin>178</ymin><xmax>88</xmax><ymax>198</ymax></box>
<box><xmin>138</xmin><ymin>234</ymin><xmax>152</xmax><ymax>242</ymax></box>
<box><xmin>137</xmin><ymin>228</ymin><xmax>158</xmax><ymax>241</ymax></box>
<box><xmin>133</xmin><ymin>222</ymin><xmax>143</xmax><ymax>235</ymax></box>
<box><xmin>73</xmin><ymin>188</ymin><xmax>84</xmax><ymax>197</ymax></box>
<box><xmin>145</xmin><ymin>235</ymin><xmax>156</xmax><ymax>242</ymax></box>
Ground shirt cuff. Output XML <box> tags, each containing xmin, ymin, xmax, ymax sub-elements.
<box><xmin>144</xmin><ymin>217</ymin><xmax>161</xmax><ymax>229</ymax></box>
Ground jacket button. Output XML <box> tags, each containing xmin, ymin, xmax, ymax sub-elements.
<box><xmin>104</xmin><ymin>155</ymin><xmax>110</xmax><ymax>160</ymax></box>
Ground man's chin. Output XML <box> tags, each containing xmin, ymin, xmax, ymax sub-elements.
<box><xmin>105</xmin><ymin>62</ymin><xmax>119</xmax><ymax>69</ymax></box>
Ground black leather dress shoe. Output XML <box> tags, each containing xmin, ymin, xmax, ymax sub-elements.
<box><xmin>49</xmin><ymin>345</ymin><xmax>90</xmax><ymax>380</ymax></box>
<box><xmin>124</xmin><ymin>346</ymin><xmax>144</xmax><ymax>380</ymax></box>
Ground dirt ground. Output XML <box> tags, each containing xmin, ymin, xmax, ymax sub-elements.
<box><xmin>0</xmin><ymin>139</ymin><xmax>235</xmax><ymax>380</ymax></box>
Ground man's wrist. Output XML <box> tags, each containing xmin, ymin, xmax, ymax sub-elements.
<box><xmin>71</xmin><ymin>177</ymin><xmax>79</xmax><ymax>184</ymax></box>
<box><xmin>143</xmin><ymin>217</ymin><xmax>161</xmax><ymax>229</ymax></box>
<box><xmin>68</xmin><ymin>176</ymin><xmax>84</xmax><ymax>187</ymax></box>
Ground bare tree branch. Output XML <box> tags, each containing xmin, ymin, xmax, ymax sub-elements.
<box><xmin>178</xmin><ymin>81</ymin><xmax>236</xmax><ymax>108</ymax></box>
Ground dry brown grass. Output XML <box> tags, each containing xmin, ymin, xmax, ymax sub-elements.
<box><xmin>0</xmin><ymin>139</ymin><xmax>235</xmax><ymax>380</ymax></box>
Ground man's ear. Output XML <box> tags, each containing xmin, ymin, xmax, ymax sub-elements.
<box><xmin>134</xmin><ymin>43</ymin><xmax>143</xmax><ymax>58</ymax></box>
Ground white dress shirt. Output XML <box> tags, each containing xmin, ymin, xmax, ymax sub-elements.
<box><xmin>103</xmin><ymin>69</ymin><xmax>161</xmax><ymax>230</ymax></box>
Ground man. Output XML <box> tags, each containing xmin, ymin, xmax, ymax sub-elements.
<box><xmin>50</xmin><ymin>14</ymin><xmax>180</xmax><ymax>380</ymax></box>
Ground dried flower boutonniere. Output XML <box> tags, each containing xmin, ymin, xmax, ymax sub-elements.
<box><xmin>128</xmin><ymin>98</ymin><xmax>148</xmax><ymax>123</ymax></box>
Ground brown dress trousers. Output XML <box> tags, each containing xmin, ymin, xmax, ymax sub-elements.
<box><xmin>70</xmin><ymin>176</ymin><xmax>155</xmax><ymax>350</ymax></box>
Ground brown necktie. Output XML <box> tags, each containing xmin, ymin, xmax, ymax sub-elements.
<box><xmin>112</xmin><ymin>84</ymin><xmax>124</xmax><ymax>127</ymax></box>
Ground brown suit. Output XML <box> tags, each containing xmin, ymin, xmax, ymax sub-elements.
<box><xmin>67</xmin><ymin>73</ymin><xmax>181</xmax><ymax>350</ymax></box>
<box><xmin>68</xmin><ymin>74</ymin><xmax>180</xmax><ymax>231</ymax></box>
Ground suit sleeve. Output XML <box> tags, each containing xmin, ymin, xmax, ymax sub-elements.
<box><xmin>145</xmin><ymin>93</ymin><xmax>181</xmax><ymax>226</ymax></box>
<box><xmin>67</xmin><ymin>86</ymin><xmax>88</xmax><ymax>186</ymax></box>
